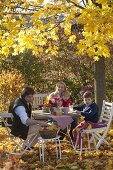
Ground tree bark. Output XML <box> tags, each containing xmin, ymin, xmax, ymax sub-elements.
<box><xmin>94</xmin><ymin>57</ymin><xmax>106</xmax><ymax>114</ymax></box>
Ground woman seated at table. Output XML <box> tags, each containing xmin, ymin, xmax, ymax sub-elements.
<box><xmin>48</xmin><ymin>81</ymin><xmax>77</xmax><ymax>140</ymax></box>
<box><xmin>48</xmin><ymin>81</ymin><xmax>66</xmax><ymax>113</ymax></box>
<box><xmin>48</xmin><ymin>82</ymin><xmax>72</xmax><ymax>112</ymax></box>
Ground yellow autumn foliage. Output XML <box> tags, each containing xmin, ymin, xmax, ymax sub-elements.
<box><xmin>108</xmin><ymin>129</ymin><xmax>113</xmax><ymax>137</ymax></box>
<box><xmin>0</xmin><ymin>0</ymin><xmax>113</xmax><ymax>59</ymax></box>
<box><xmin>0</xmin><ymin>69</ymin><xmax>25</xmax><ymax>112</ymax></box>
<box><xmin>0</xmin><ymin>125</ymin><xmax>113</xmax><ymax>169</ymax></box>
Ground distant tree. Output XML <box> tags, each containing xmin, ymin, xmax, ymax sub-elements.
<box><xmin>0</xmin><ymin>69</ymin><xmax>25</xmax><ymax>111</ymax></box>
<box><xmin>1</xmin><ymin>0</ymin><xmax>113</xmax><ymax>110</ymax></box>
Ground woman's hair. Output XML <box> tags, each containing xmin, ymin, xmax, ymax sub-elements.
<box><xmin>56</xmin><ymin>81</ymin><xmax>66</xmax><ymax>90</ymax></box>
<box><xmin>49</xmin><ymin>81</ymin><xmax>67</xmax><ymax>99</ymax></box>
<box><xmin>21</xmin><ymin>87</ymin><xmax>35</xmax><ymax>98</ymax></box>
<box><xmin>83</xmin><ymin>91</ymin><xmax>92</xmax><ymax>99</ymax></box>
<box><xmin>62</xmin><ymin>91</ymin><xmax>70</xmax><ymax>97</ymax></box>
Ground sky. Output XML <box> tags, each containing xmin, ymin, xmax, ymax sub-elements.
<box><xmin>44</xmin><ymin>0</ymin><xmax>50</xmax><ymax>3</ymax></box>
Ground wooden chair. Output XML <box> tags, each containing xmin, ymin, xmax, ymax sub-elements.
<box><xmin>74</xmin><ymin>100</ymin><xmax>113</xmax><ymax>154</ymax></box>
<box><xmin>33</xmin><ymin>93</ymin><xmax>49</xmax><ymax>109</ymax></box>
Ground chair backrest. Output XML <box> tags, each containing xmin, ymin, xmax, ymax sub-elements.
<box><xmin>0</xmin><ymin>113</ymin><xmax>13</xmax><ymax>135</ymax></box>
<box><xmin>99</xmin><ymin>100</ymin><xmax>113</xmax><ymax>128</ymax></box>
<box><xmin>33</xmin><ymin>93</ymin><xmax>49</xmax><ymax>108</ymax></box>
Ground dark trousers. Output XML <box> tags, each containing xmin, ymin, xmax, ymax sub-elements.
<box><xmin>58</xmin><ymin>115</ymin><xmax>78</xmax><ymax>140</ymax></box>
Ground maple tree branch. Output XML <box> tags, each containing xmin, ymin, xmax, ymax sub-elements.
<box><xmin>43</xmin><ymin>20</ymin><xmax>64</xmax><ymax>33</ymax></box>
<box><xmin>67</xmin><ymin>0</ymin><xmax>85</xmax><ymax>9</ymax></box>
<box><xmin>91</xmin><ymin>0</ymin><xmax>102</xmax><ymax>8</ymax></box>
<box><xmin>81</xmin><ymin>0</ymin><xmax>87</xmax><ymax>7</ymax></box>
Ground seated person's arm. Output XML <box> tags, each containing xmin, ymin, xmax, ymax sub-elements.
<box><xmin>48</xmin><ymin>93</ymin><xmax>54</xmax><ymax>100</ymax></box>
<box><xmin>81</xmin><ymin>105</ymin><xmax>98</xmax><ymax>118</ymax></box>
<box><xmin>48</xmin><ymin>94</ymin><xmax>55</xmax><ymax>104</ymax></box>
<box><xmin>26</xmin><ymin>118</ymin><xmax>48</xmax><ymax>126</ymax></box>
<box><xmin>73</xmin><ymin>104</ymin><xmax>84</xmax><ymax>111</ymax></box>
<box><xmin>15</xmin><ymin>106</ymin><xmax>47</xmax><ymax>126</ymax></box>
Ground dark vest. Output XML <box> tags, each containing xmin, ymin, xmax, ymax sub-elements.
<box><xmin>9</xmin><ymin>96</ymin><xmax>32</xmax><ymax>140</ymax></box>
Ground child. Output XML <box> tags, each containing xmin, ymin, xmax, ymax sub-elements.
<box><xmin>61</xmin><ymin>91</ymin><xmax>73</xmax><ymax>115</ymax></box>
<box><xmin>48</xmin><ymin>81</ymin><xmax>77</xmax><ymax>140</ymax></box>
<box><xmin>72</xmin><ymin>91</ymin><xmax>99</xmax><ymax>145</ymax></box>
<box><xmin>62</xmin><ymin>91</ymin><xmax>73</xmax><ymax>107</ymax></box>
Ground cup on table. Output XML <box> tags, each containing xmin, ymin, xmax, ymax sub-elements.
<box><xmin>69</xmin><ymin>105</ymin><xmax>73</xmax><ymax>113</ymax></box>
<box><xmin>62</xmin><ymin>107</ymin><xmax>69</xmax><ymax>115</ymax></box>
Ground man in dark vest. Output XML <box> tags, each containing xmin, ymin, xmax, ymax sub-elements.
<box><xmin>9</xmin><ymin>87</ymin><xmax>47</xmax><ymax>148</ymax></box>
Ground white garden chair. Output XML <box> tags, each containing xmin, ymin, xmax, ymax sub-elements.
<box><xmin>0</xmin><ymin>112</ymin><xmax>62</xmax><ymax>160</ymax></box>
<box><xmin>0</xmin><ymin>113</ymin><xmax>24</xmax><ymax>153</ymax></box>
<box><xmin>0</xmin><ymin>113</ymin><xmax>39</xmax><ymax>155</ymax></box>
<box><xmin>38</xmin><ymin>136</ymin><xmax>61</xmax><ymax>162</ymax></box>
<box><xmin>33</xmin><ymin>93</ymin><xmax>49</xmax><ymax>109</ymax></box>
<box><xmin>74</xmin><ymin>100</ymin><xmax>113</xmax><ymax>155</ymax></box>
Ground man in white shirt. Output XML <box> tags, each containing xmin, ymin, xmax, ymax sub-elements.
<box><xmin>9</xmin><ymin>87</ymin><xmax>48</xmax><ymax>149</ymax></box>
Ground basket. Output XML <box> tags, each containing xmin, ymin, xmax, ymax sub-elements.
<box><xmin>39</xmin><ymin>129</ymin><xmax>58</xmax><ymax>139</ymax></box>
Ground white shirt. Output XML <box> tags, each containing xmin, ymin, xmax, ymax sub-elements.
<box><xmin>15</xmin><ymin>106</ymin><xmax>28</xmax><ymax>125</ymax></box>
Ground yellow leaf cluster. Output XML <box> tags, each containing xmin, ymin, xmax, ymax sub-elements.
<box><xmin>0</xmin><ymin>69</ymin><xmax>25</xmax><ymax>112</ymax></box>
<box><xmin>64</xmin><ymin>23</ymin><xmax>71</xmax><ymax>36</ymax></box>
<box><xmin>76</xmin><ymin>2</ymin><xmax>113</xmax><ymax>58</ymax></box>
<box><xmin>68</xmin><ymin>35</ymin><xmax>76</xmax><ymax>43</ymax></box>
<box><xmin>23</xmin><ymin>2</ymin><xmax>29</xmax><ymax>9</ymax></box>
<box><xmin>0</xmin><ymin>0</ymin><xmax>113</xmax><ymax>60</ymax></box>
<box><xmin>96</xmin><ymin>0</ymin><xmax>108</xmax><ymax>5</ymax></box>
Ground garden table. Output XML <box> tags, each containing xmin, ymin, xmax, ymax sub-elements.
<box><xmin>32</xmin><ymin>110</ymin><xmax>75</xmax><ymax>161</ymax></box>
<box><xmin>32</xmin><ymin>110</ymin><xmax>74</xmax><ymax>130</ymax></box>
<box><xmin>32</xmin><ymin>109</ymin><xmax>80</xmax><ymax>158</ymax></box>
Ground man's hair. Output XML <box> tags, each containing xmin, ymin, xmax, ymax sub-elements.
<box><xmin>83</xmin><ymin>91</ymin><xmax>92</xmax><ymax>98</ymax></box>
<box><xmin>21</xmin><ymin>87</ymin><xmax>35</xmax><ymax>98</ymax></box>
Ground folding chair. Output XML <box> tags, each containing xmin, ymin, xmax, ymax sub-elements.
<box><xmin>74</xmin><ymin>100</ymin><xmax>113</xmax><ymax>155</ymax></box>
<box><xmin>33</xmin><ymin>93</ymin><xmax>48</xmax><ymax>109</ymax></box>
<box><xmin>58</xmin><ymin>127</ymin><xmax>75</xmax><ymax>149</ymax></box>
<box><xmin>0</xmin><ymin>112</ymin><xmax>61</xmax><ymax>159</ymax></box>
<box><xmin>38</xmin><ymin>136</ymin><xmax>61</xmax><ymax>162</ymax></box>
<box><xmin>0</xmin><ymin>113</ymin><xmax>38</xmax><ymax>155</ymax></box>
<box><xmin>0</xmin><ymin>113</ymin><xmax>13</xmax><ymax>136</ymax></box>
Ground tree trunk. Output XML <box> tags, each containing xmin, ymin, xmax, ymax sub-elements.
<box><xmin>94</xmin><ymin>57</ymin><xmax>106</xmax><ymax>114</ymax></box>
